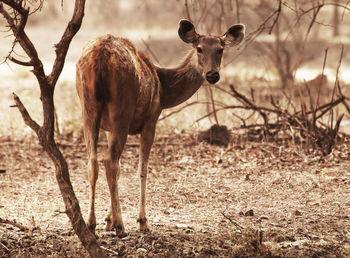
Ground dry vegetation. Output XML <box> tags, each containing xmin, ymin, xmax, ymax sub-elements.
<box><xmin>1</xmin><ymin>132</ymin><xmax>350</xmax><ymax>257</ymax></box>
<box><xmin>1</xmin><ymin>0</ymin><xmax>350</xmax><ymax>257</ymax></box>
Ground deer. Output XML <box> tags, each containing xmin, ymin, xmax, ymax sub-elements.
<box><xmin>76</xmin><ymin>19</ymin><xmax>245</xmax><ymax>237</ymax></box>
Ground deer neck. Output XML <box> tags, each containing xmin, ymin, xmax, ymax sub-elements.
<box><xmin>157</xmin><ymin>50</ymin><xmax>204</xmax><ymax>109</ymax></box>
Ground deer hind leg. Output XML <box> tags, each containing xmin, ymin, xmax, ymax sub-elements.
<box><xmin>83</xmin><ymin>107</ymin><xmax>102</xmax><ymax>234</ymax></box>
<box><xmin>137</xmin><ymin>121</ymin><xmax>156</xmax><ymax>232</ymax></box>
<box><xmin>103</xmin><ymin>120</ymin><xmax>128</xmax><ymax>237</ymax></box>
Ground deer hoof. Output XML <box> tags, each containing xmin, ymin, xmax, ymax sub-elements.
<box><xmin>87</xmin><ymin>223</ymin><xmax>96</xmax><ymax>235</ymax></box>
<box><xmin>105</xmin><ymin>219</ymin><xmax>113</xmax><ymax>231</ymax></box>
<box><xmin>105</xmin><ymin>220</ymin><xmax>126</xmax><ymax>237</ymax></box>
<box><xmin>115</xmin><ymin>225</ymin><xmax>127</xmax><ymax>238</ymax></box>
<box><xmin>137</xmin><ymin>218</ymin><xmax>149</xmax><ymax>232</ymax></box>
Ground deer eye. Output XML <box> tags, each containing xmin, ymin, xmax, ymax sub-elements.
<box><xmin>196</xmin><ymin>47</ymin><xmax>203</xmax><ymax>53</ymax></box>
<box><xmin>218</xmin><ymin>48</ymin><xmax>224</xmax><ymax>55</ymax></box>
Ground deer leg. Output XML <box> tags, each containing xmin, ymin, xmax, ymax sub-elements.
<box><xmin>83</xmin><ymin>113</ymin><xmax>101</xmax><ymax>235</ymax></box>
<box><xmin>103</xmin><ymin>126</ymin><xmax>128</xmax><ymax>237</ymax></box>
<box><xmin>137</xmin><ymin>122</ymin><xmax>156</xmax><ymax>232</ymax></box>
<box><xmin>104</xmin><ymin>132</ymin><xmax>112</xmax><ymax>229</ymax></box>
<box><xmin>87</xmin><ymin>153</ymin><xmax>98</xmax><ymax>234</ymax></box>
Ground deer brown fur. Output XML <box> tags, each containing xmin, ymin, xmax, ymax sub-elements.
<box><xmin>76</xmin><ymin>19</ymin><xmax>245</xmax><ymax>236</ymax></box>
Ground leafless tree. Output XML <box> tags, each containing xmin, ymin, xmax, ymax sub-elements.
<box><xmin>247</xmin><ymin>0</ymin><xmax>350</xmax><ymax>88</ymax></box>
<box><xmin>0</xmin><ymin>0</ymin><xmax>105</xmax><ymax>257</ymax></box>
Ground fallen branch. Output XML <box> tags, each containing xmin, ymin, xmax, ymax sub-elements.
<box><xmin>221</xmin><ymin>211</ymin><xmax>244</xmax><ymax>230</ymax></box>
<box><xmin>0</xmin><ymin>241</ymin><xmax>9</xmax><ymax>253</ymax></box>
<box><xmin>0</xmin><ymin>217</ymin><xmax>29</xmax><ymax>232</ymax></box>
<box><xmin>197</xmin><ymin>82</ymin><xmax>347</xmax><ymax>154</ymax></box>
<box><xmin>100</xmin><ymin>246</ymin><xmax>119</xmax><ymax>256</ymax></box>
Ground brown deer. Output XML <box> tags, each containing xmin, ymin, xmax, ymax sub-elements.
<box><xmin>76</xmin><ymin>19</ymin><xmax>245</xmax><ymax>237</ymax></box>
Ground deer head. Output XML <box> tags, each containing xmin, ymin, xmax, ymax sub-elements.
<box><xmin>178</xmin><ymin>19</ymin><xmax>245</xmax><ymax>84</ymax></box>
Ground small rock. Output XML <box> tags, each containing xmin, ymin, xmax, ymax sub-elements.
<box><xmin>198</xmin><ymin>124</ymin><xmax>231</xmax><ymax>147</ymax></box>
<box><xmin>311</xmin><ymin>235</ymin><xmax>320</xmax><ymax>241</ymax></box>
<box><xmin>276</xmin><ymin>235</ymin><xmax>285</xmax><ymax>242</ymax></box>
<box><xmin>286</xmin><ymin>235</ymin><xmax>296</xmax><ymax>242</ymax></box>
<box><xmin>175</xmin><ymin>223</ymin><xmax>188</xmax><ymax>229</ymax></box>
<box><xmin>295</xmin><ymin>210</ymin><xmax>302</xmax><ymax>216</ymax></box>
<box><xmin>121</xmin><ymin>235</ymin><xmax>130</xmax><ymax>241</ymax></box>
<box><xmin>163</xmin><ymin>207</ymin><xmax>175</xmax><ymax>215</ymax></box>
<box><xmin>216</xmin><ymin>157</ymin><xmax>223</xmax><ymax>164</ymax></box>
<box><xmin>245</xmin><ymin>209</ymin><xmax>254</xmax><ymax>216</ymax></box>
<box><xmin>137</xmin><ymin>247</ymin><xmax>147</xmax><ymax>253</ymax></box>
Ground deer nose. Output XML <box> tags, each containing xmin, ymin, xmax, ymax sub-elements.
<box><xmin>205</xmin><ymin>71</ymin><xmax>220</xmax><ymax>84</ymax></box>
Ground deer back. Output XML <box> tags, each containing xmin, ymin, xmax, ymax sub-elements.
<box><xmin>76</xmin><ymin>34</ymin><xmax>161</xmax><ymax>134</ymax></box>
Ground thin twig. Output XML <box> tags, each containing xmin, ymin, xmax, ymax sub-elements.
<box><xmin>184</xmin><ymin>0</ymin><xmax>192</xmax><ymax>22</ymax></box>
<box><xmin>0</xmin><ymin>217</ymin><xmax>29</xmax><ymax>232</ymax></box>
<box><xmin>100</xmin><ymin>246</ymin><xmax>119</xmax><ymax>256</ymax></box>
<box><xmin>315</xmin><ymin>48</ymin><xmax>328</xmax><ymax>116</ymax></box>
<box><xmin>0</xmin><ymin>241</ymin><xmax>9</xmax><ymax>253</ymax></box>
<box><xmin>269</xmin><ymin>0</ymin><xmax>282</xmax><ymax>34</ymax></box>
<box><xmin>158</xmin><ymin>101</ymin><xmax>212</xmax><ymax>121</ymax></box>
<box><xmin>9</xmin><ymin>56</ymin><xmax>33</xmax><ymax>66</ymax></box>
<box><xmin>221</xmin><ymin>211</ymin><xmax>243</xmax><ymax>230</ymax></box>
<box><xmin>235</xmin><ymin>0</ymin><xmax>240</xmax><ymax>23</ymax></box>
<box><xmin>141</xmin><ymin>39</ymin><xmax>162</xmax><ymax>66</ymax></box>
<box><xmin>208</xmin><ymin>86</ymin><xmax>219</xmax><ymax>125</ymax></box>
<box><xmin>12</xmin><ymin>92</ymin><xmax>40</xmax><ymax>133</ymax></box>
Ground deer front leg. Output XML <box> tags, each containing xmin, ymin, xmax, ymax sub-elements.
<box><xmin>138</xmin><ymin>122</ymin><xmax>156</xmax><ymax>232</ymax></box>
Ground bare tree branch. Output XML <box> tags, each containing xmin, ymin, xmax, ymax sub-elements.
<box><xmin>142</xmin><ymin>38</ymin><xmax>162</xmax><ymax>66</ymax></box>
<box><xmin>48</xmin><ymin>0</ymin><xmax>85</xmax><ymax>87</ymax></box>
<box><xmin>269</xmin><ymin>0</ymin><xmax>282</xmax><ymax>34</ymax></box>
<box><xmin>11</xmin><ymin>92</ymin><xmax>40</xmax><ymax>132</ymax></box>
<box><xmin>0</xmin><ymin>1</ymin><xmax>46</xmax><ymax>87</ymax></box>
<box><xmin>8</xmin><ymin>55</ymin><xmax>33</xmax><ymax>66</ymax></box>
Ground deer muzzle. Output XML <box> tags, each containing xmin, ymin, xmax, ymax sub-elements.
<box><xmin>205</xmin><ymin>71</ymin><xmax>220</xmax><ymax>84</ymax></box>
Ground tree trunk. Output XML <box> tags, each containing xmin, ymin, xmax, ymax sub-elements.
<box><xmin>40</xmin><ymin>94</ymin><xmax>106</xmax><ymax>257</ymax></box>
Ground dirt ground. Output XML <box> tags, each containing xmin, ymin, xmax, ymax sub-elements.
<box><xmin>0</xmin><ymin>130</ymin><xmax>349</xmax><ymax>257</ymax></box>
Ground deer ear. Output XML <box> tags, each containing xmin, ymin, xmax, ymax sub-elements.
<box><xmin>178</xmin><ymin>19</ymin><xmax>199</xmax><ymax>44</ymax></box>
<box><xmin>222</xmin><ymin>24</ymin><xmax>245</xmax><ymax>47</ymax></box>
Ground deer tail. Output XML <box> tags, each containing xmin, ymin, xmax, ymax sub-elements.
<box><xmin>94</xmin><ymin>47</ymin><xmax>110</xmax><ymax>102</ymax></box>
